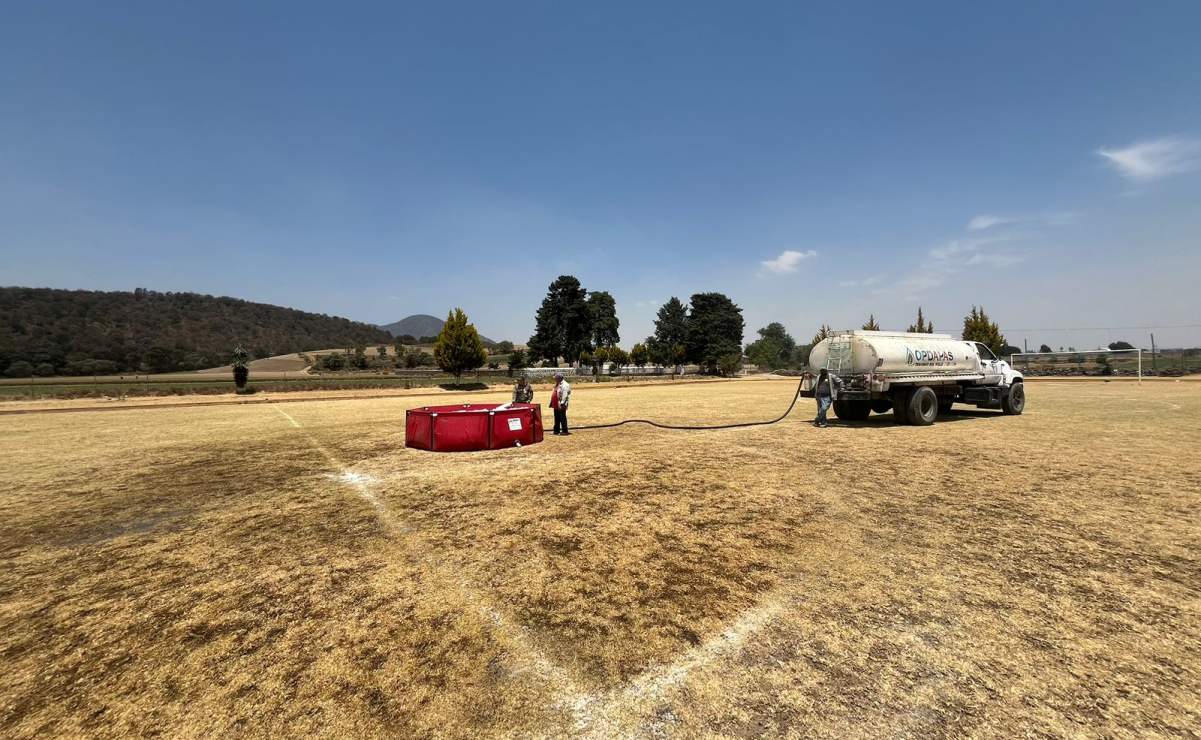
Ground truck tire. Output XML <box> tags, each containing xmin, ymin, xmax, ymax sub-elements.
<box><xmin>871</xmin><ymin>399</ymin><xmax>893</xmax><ymax>414</ymax></box>
<box><xmin>892</xmin><ymin>389</ymin><xmax>911</xmax><ymax>425</ymax></box>
<box><xmin>1001</xmin><ymin>382</ymin><xmax>1025</xmax><ymax>415</ymax></box>
<box><xmin>906</xmin><ymin>386</ymin><xmax>939</xmax><ymax>425</ymax></box>
<box><xmin>833</xmin><ymin>400</ymin><xmax>871</xmax><ymax>421</ymax></box>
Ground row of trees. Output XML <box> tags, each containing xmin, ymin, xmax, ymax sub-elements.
<box><xmin>526</xmin><ymin>276</ymin><xmax>620</xmax><ymax>365</ymax></box>
<box><xmin>524</xmin><ymin>278</ymin><xmax>747</xmax><ymax>375</ymax></box>
<box><xmin>0</xmin><ymin>287</ymin><xmax>392</xmax><ymax>377</ymax></box>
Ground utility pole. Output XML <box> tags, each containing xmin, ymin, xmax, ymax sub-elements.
<box><xmin>1151</xmin><ymin>333</ymin><xmax>1157</xmax><ymax>375</ymax></box>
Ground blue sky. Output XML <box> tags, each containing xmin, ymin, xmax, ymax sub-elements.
<box><xmin>3</xmin><ymin>2</ymin><xmax>1200</xmax><ymax>350</ymax></box>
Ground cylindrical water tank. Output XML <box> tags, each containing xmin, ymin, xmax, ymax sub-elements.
<box><xmin>808</xmin><ymin>331</ymin><xmax>982</xmax><ymax>375</ymax></box>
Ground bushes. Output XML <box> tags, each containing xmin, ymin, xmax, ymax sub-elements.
<box><xmin>5</xmin><ymin>361</ymin><xmax>34</xmax><ymax>378</ymax></box>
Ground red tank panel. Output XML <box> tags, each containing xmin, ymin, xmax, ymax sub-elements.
<box><xmin>405</xmin><ymin>403</ymin><xmax>543</xmax><ymax>451</ymax></box>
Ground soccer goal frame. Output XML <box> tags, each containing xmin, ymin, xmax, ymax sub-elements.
<box><xmin>1007</xmin><ymin>348</ymin><xmax>1142</xmax><ymax>381</ymax></box>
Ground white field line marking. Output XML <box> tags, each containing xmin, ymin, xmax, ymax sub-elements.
<box><xmin>568</xmin><ymin>595</ymin><xmax>789</xmax><ymax>737</ymax></box>
<box><xmin>271</xmin><ymin>404</ymin><xmax>302</xmax><ymax>428</ymax></box>
<box><xmin>267</xmin><ymin>403</ymin><xmax>582</xmax><ymax>702</ymax></box>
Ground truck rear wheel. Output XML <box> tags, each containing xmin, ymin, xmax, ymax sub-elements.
<box><xmin>907</xmin><ymin>386</ymin><xmax>939</xmax><ymax>425</ymax></box>
<box><xmin>833</xmin><ymin>400</ymin><xmax>871</xmax><ymax>421</ymax></box>
<box><xmin>1001</xmin><ymin>382</ymin><xmax>1025</xmax><ymax>415</ymax></box>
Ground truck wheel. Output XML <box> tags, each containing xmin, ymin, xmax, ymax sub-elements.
<box><xmin>834</xmin><ymin>400</ymin><xmax>871</xmax><ymax>421</ymax></box>
<box><xmin>907</xmin><ymin>386</ymin><xmax>939</xmax><ymax>425</ymax></box>
<box><xmin>892</xmin><ymin>390</ymin><xmax>911</xmax><ymax>425</ymax></box>
<box><xmin>1001</xmin><ymin>382</ymin><xmax>1025</xmax><ymax>415</ymax></box>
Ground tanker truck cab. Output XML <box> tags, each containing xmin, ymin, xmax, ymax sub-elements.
<box><xmin>801</xmin><ymin>330</ymin><xmax>1025</xmax><ymax>426</ymax></box>
<box><xmin>972</xmin><ymin>342</ymin><xmax>1005</xmax><ymax>385</ymax></box>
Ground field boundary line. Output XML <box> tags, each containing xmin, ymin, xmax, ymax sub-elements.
<box><xmin>265</xmin><ymin>403</ymin><xmax>587</xmax><ymax>714</ymax></box>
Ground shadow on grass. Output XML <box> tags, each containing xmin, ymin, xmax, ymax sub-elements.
<box><xmin>438</xmin><ymin>382</ymin><xmax>490</xmax><ymax>392</ymax></box>
<box><xmin>821</xmin><ymin>407</ymin><xmax>1006</xmax><ymax>427</ymax></box>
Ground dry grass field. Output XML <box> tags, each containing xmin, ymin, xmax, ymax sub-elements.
<box><xmin>1</xmin><ymin>379</ymin><xmax>1198</xmax><ymax>737</ymax></box>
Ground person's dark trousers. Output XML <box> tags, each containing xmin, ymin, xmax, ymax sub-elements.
<box><xmin>553</xmin><ymin>407</ymin><xmax>569</xmax><ymax>434</ymax></box>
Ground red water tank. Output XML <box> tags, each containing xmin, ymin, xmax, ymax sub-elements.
<box><xmin>405</xmin><ymin>403</ymin><xmax>544</xmax><ymax>452</ymax></box>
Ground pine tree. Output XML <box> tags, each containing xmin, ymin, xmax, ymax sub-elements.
<box><xmin>434</xmin><ymin>308</ymin><xmax>488</xmax><ymax>379</ymax></box>
<box><xmin>812</xmin><ymin>324</ymin><xmax>832</xmax><ymax>345</ymax></box>
<box><xmin>907</xmin><ymin>307</ymin><xmax>934</xmax><ymax>333</ymax></box>
<box><xmin>961</xmin><ymin>306</ymin><xmax>1006</xmax><ymax>355</ymax></box>
<box><xmin>862</xmin><ymin>314</ymin><xmax>880</xmax><ymax>331</ymax></box>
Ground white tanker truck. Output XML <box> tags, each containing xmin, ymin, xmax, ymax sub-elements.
<box><xmin>800</xmin><ymin>330</ymin><xmax>1025</xmax><ymax>425</ymax></box>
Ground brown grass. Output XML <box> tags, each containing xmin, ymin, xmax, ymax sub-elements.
<box><xmin>1</xmin><ymin>380</ymin><xmax>1198</xmax><ymax>737</ymax></box>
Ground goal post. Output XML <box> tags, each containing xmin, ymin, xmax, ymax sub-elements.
<box><xmin>1007</xmin><ymin>348</ymin><xmax>1142</xmax><ymax>381</ymax></box>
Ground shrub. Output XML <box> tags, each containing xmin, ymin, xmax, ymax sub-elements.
<box><xmin>5</xmin><ymin>360</ymin><xmax>34</xmax><ymax>378</ymax></box>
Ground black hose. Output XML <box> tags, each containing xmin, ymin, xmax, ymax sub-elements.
<box><xmin>574</xmin><ymin>375</ymin><xmax>808</xmax><ymax>431</ymax></box>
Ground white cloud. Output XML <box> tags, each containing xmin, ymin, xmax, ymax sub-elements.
<box><xmin>967</xmin><ymin>212</ymin><xmax>1076</xmax><ymax>231</ymax></box>
<box><xmin>928</xmin><ymin>235</ymin><xmax>1011</xmax><ymax>260</ymax></box>
<box><xmin>966</xmin><ymin>252</ymin><xmax>1026</xmax><ymax>267</ymax></box>
<box><xmin>838</xmin><ymin>275</ymin><xmax>882</xmax><ymax>288</ymax></box>
<box><xmin>1097</xmin><ymin>136</ymin><xmax>1201</xmax><ymax>182</ymax></box>
<box><xmin>967</xmin><ymin>214</ymin><xmax>1011</xmax><ymax>231</ymax></box>
<box><xmin>759</xmin><ymin>249</ymin><xmax>817</xmax><ymax>274</ymax></box>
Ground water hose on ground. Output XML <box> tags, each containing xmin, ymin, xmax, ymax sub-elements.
<box><xmin>574</xmin><ymin>375</ymin><xmax>808</xmax><ymax>431</ymax></box>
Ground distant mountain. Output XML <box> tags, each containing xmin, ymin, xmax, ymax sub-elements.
<box><xmin>380</xmin><ymin>313</ymin><xmax>495</xmax><ymax>344</ymax></box>
<box><xmin>379</xmin><ymin>314</ymin><xmax>446</xmax><ymax>339</ymax></box>
<box><xmin>0</xmin><ymin>287</ymin><xmax>393</xmax><ymax>376</ymax></box>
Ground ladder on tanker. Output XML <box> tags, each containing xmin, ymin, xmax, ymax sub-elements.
<box><xmin>825</xmin><ymin>335</ymin><xmax>853</xmax><ymax>375</ymax></box>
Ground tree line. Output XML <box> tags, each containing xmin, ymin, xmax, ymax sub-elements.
<box><xmin>1</xmin><ymin>287</ymin><xmax>393</xmax><ymax>377</ymax></box>
<box><xmin>526</xmin><ymin>276</ymin><xmax>747</xmax><ymax>376</ymax></box>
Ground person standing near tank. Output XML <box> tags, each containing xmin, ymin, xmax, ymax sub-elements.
<box><xmin>551</xmin><ymin>371</ymin><xmax>572</xmax><ymax>435</ymax></box>
<box><xmin>513</xmin><ymin>375</ymin><xmax>533</xmax><ymax>404</ymax></box>
<box><xmin>813</xmin><ymin>367</ymin><xmax>843</xmax><ymax>428</ymax></box>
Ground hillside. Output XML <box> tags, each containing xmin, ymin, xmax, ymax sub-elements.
<box><xmin>380</xmin><ymin>313</ymin><xmax>496</xmax><ymax>345</ymax></box>
<box><xmin>1</xmin><ymin>287</ymin><xmax>393</xmax><ymax>376</ymax></box>
<box><xmin>379</xmin><ymin>314</ymin><xmax>445</xmax><ymax>339</ymax></box>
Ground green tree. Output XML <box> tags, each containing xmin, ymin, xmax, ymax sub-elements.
<box><xmin>321</xmin><ymin>352</ymin><xmax>345</xmax><ymax>371</ymax></box>
<box><xmin>745</xmin><ymin>322</ymin><xmax>797</xmax><ymax>370</ymax></box>
<box><xmin>587</xmin><ymin>291</ymin><xmax>620</xmax><ymax>350</ymax></box>
<box><xmin>495</xmin><ymin>340</ymin><xmax>515</xmax><ymax>354</ymax></box>
<box><xmin>528</xmin><ymin>275</ymin><xmax>592</xmax><ymax>365</ymax></box>
<box><xmin>862</xmin><ymin>314</ymin><xmax>881</xmax><ymax>331</ymax></box>
<box><xmin>684</xmin><ymin>293</ymin><xmax>745</xmax><ymax>374</ymax></box>
<box><xmin>718</xmin><ymin>352</ymin><xmax>742</xmax><ymax>377</ymax></box>
<box><xmin>907</xmin><ymin>307</ymin><xmax>934</xmax><ymax>333</ymax></box>
<box><xmin>377</xmin><ymin>345</ymin><xmax>388</xmax><ymax>364</ymax></box>
<box><xmin>962</xmin><ymin>306</ymin><xmax>1006</xmax><ymax>356</ymax></box>
<box><xmin>1108</xmin><ymin>340</ymin><xmax>1134</xmax><ymax>350</ymax></box>
<box><xmin>812</xmin><ymin>324</ymin><xmax>832</xmax><ymax>345</ymax></box>
<box><xmin>231</xmin><ymin>345</ymin><xmax>251</xmax><ymax>389</ymax></box>
<box><xmin>352</xmin><ymin>345</ymin><xmax>368</xmax><ymax>370</ymax></box>
<box><xmin>1039</xmin><ymin>344</ymin><xmax>1053</xmax><ymax>353</ymax></box>
<box><xmin>652</xmin><ymin>297</ymin><xmax>688</xmax><ymax>356</ymax></box>
<box><xmin>507</xmin><ymin>347</ymin><xmax>527</xmax><ymax>375</ymax></box>
<box><xmin>630</xmin><ymin>343</ymin><xmax>649</xmax><ymax>367</ymax></box>
<box><xmin>607</xmin><ymin>347</ymin><xmax>629</xmax><ymax>367</ymax></box>
<box><xmin>5</xmin><ymin>360</ymin><xmax>33</xmax><ymax>378</ymax></box>
<box><xmin>434</xmin><ymin>308</ymin><xmax>488</xmax><ymax>379</ymax></box>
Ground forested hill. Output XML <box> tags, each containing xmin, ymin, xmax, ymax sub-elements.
<box><xmin>1</xmin><ymin>287</ymin><xmax>393</xmax><ymax>376</ymax></box>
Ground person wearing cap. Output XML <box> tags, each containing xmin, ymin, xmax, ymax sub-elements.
<box><xmin>513</xmin><ymin>375</ymin><xmax>534</xmax><ymax>404</ymax></box>
<box><xmin>550</xmin><ymin>372</ymin><xmax>572</xmax><ymax>435</ymax></box>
